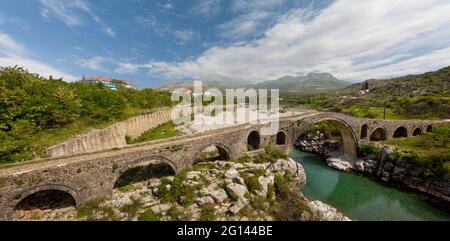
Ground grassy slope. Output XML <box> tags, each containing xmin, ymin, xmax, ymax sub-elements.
<box><xmin>127</xmin><ymin>121</ymin><xmax>180</xmax><ymax>144</ymax></box>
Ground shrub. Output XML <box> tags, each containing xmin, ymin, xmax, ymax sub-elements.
<box><xmin>244</xmin><ymin>175</ymin><xmax>262</xmax><ymax>193</ymax></box>
<box><xmin>138</xmin><ymin>209</ymin><xmax>160</xmax><ymax>221</ymax></box>
<box><xmin>199</xmin><ymin>204</ymin><xmax>216</xmax><ymax>221</ymax></box>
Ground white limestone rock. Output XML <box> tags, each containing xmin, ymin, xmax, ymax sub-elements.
<box><xmin>224</xmin><ymin>168</ymin><xmax>240</xmax><ymax>179</ymax></box>
<box><xmin>225</xmin><ymin>183</ymin><xmax>248</xmax><ymax>201</ymax></box>
<box><xmin>326</xmin><ymin>157</ymin><xmax>353</xmax><ymax>171</ymax></box>
<box><xmin>308</xmin><ymin>200</ymin><xmax>351</xmax><ymax>221</ymax></box>
<box><xmin>151</xmin><ymin>203</ymin><xmax>172</xmax><ymax>214</ymax></box>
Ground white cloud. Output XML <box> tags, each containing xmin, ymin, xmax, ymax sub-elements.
<box><xmin>0</xmin><ymin>32</ymin><xmax>78</xmax><ymax>82</ymax></box>
<box><xmin>161</xmin><ymin>2</ymin><xmax>173</xmax><ymax>10</ymax></box>
<box><xmin>39</xmin><ymin>0</ymin><xmax>116</xmax><ymax>37</ymax></box>
<box><xmin>217</xmin><ymin>11</ymin><xmax>271</xmax><ymax>40</ymax></box>
<box><xmin>138</xmin><ymin>0</ymin><xmax>450</xmax><ymax>82</ymax></box>
<box><xmin>76</xmin><ymin>56</ymin><xmax>111</xmax><ymax>71</ymax></box>
<box><xmin>0</xmin><ymin>33</ymin><xmax>25</xmax><ymax>54</ymax></box>
<box><xmin>173</xmin><ymin>29</ymin><xmax>199</xmax><ymax>43</ymax></box>
<box><xmin>102</xmin><ymin>27</ymin><xmax>116</xmax><ymax>38</ymax></box>
<box><xmin>231</xmin><ymin>0</ymin><xmax>285</xmax><ymax>13</ymax></box>
<box><xmin>39</xmin><ymin>0</ymin><xmax>89</xmax><ymax>27</ymax></box>
<box><xmin>191</xmin><ymin>0</ymin><xmax>222</xmax><ymax>16</ymax></box>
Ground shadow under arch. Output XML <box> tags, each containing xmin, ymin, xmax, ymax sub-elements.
<box><xmin>276</xmin><ymin>131</ymin><xmax>287</xmax><ymax>145</ymax></box>
<box><xmin>393</xmin><ymin>126</ymin><xmax>408</xmax><ymax>138</ymax></box>
<box><xmin>194</xmin><ymin>143</ymin><xmax>231</xmax><ymax>164</ymax></box>
<box><xmin>114</xmin><ymin>156</ymin><xmax>177</xmax><ymax>188</ymax></box>
<box><xmin>13</xmin><ymin>184</ymin><xmax>78</xmax><ymax>211</ymax></box>
<box><xmin>370</xmin><ymin>127</ymin><xmax>388</xmax><ymax>141</ymax></box>
<box><xmin>247</xmin><ymin>130</ymin><xmax>261</xmax><ymax>151</ymax></box>
<box><xmin>361</xmin><ymin>124</ymin><xmax>369</xmax><ymax>139</ymax></box>
<box><xmin>413</xmin><ymin>128</ymin><xmax>422</xmax><ymax>136</ymax></box>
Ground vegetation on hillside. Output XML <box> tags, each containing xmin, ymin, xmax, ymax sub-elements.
<box><xmin>383</xmin><ymin>125</ymin><xmax>450</xmax><ymax>175</ymax></box>
<box><xmin>0</xmin><ymin>67</ymin><xmax>172</xmax><ymax>164</ymax></box>
<box><xmin>126</xmin><ymin>121</ymin><xmax>180</xmax><ymax>144</ymax></box>
<box><xmin>357</xmin><ymin>125</ymin><xmax>449</xmax><ymax>176</ymax></box>
<box><xmin>282</xmin><ymin>66</ymin><xmax>450</xmax><ymax>119</ymax></box>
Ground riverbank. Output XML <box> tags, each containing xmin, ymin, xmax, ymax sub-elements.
<box><xmin>13</xmin><ymin>148</ymin><xmax>349</xmax><ymax>221</ymax></box>
<box><xmin>291</xmin><ymin>149</ymin><xmax>450</xmax><ymax>221</ymax></box>
<box><xmin>295</xmin><ymin>133</ymin><xmax>450</xmax><ymax>211</ymax></box>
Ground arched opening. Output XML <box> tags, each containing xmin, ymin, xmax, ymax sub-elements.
<box><xmin>194</xmin><ymin>144</ymin><xmax>230</xmax><ymax>163</ymax></box>
<box><xmin>360</xmin><ymin>124</ymin><xmax>368</xmax><ymax>139</ymax></box>
<box><xmin>413</xmin><ymin>128</ymin><xmax>422</xmax><ymax>136</ymax></box>
<box><xmin>14</xmin><ymin>189</ymin><xmax>76</xmax><ymax>211</ymax></box>
<box><xmin>393</xmin><ymin>126</ymin><xmax>408</xmax><ymax>138</ymax></box>
<box><xmin>276</xmin><ymin>131</ymin><xmax>286</xmax><ymax>145</ymax></box>
<box><xmin>295</xmin><ymin>119</ymin><xmax>357</xmax><ymax>158</ymax></box>
<box><xmin>247</xmin><ymin>131</ymin><xmax>260</xmax><ymax>151</ymax></box>
<box><xmin>427</xmin><ymin>125</ymin><xmax>433</xmax><ymax>132</ymax></box>
<box><xmin>370</xmin><ymin>128</ymin><xmax>387</xmax><ymax>141</ymax></box>
<box><xmin>114</xmin><ymin>161</ymin><xmax>175</xmax><ymax>189</ymax></box>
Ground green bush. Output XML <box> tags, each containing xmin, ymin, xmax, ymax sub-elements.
<box><xmin>244</xmin><ymin>175</ymin><xmax>262</xmax><ymax>193</ymax></box>
<box><xmin>138</xmin><ymin>209</ymin><xmax>160</xmax><ymax>221</ymax></box>
<box><xmin>357</xmin><ymin>144</ymin><xmax>381</xmax><ymax>157</ymax></box>
<box><xmin>0</xmin><ymin>67</ymin><xmax>172</xmax><ymax>164</ymax></box>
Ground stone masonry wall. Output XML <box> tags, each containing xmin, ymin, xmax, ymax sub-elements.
<box><xmin>45</xmin><ymin>109</ymin><xmax>172</xmax><ymax>158</ymax></box>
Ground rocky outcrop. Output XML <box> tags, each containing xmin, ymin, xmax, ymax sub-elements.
<box><xmin>326</xmin><ymin>157</ymin><xmax>353</xmax><ymax>172</ymax></box>
<box><xmin>308</xmin><ymin>201</ymin><xmax>351</xmax><ymax>221</ymax></box>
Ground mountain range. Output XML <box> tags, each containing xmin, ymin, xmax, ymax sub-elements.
<box><xmin>157</xmin><ymin>72</ymin><xmax>351</xmax><ymax>93</ymax></box>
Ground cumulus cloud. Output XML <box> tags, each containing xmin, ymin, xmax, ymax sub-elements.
<box><xmin>0</xmin><ymin>32</ymin><xmax>78</xmax><ymax>82</ymax></box>
<box><xmin>136</xmin><ymin>0</ymin><xmax>450</xmax><ymax>82</ymax></box>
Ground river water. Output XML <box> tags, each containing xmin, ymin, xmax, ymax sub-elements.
<box><xmin>290</xmin><ymin>149</ymin><xmax>450</xmax><ymax>221</ymax></box>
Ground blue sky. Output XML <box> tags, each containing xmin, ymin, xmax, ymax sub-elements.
<box><xmin>1</xmin><ymin>0</ymin><xmax>450</xmax><ymax>88</ymax></box>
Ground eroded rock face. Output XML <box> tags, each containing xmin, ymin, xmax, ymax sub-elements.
<box><xmin>356</xmin><ymin>145</ymin><xmax>450</xmax><ymax>204</ymax></box>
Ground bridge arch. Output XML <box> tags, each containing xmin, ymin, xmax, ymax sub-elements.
<box><xmin>301</xmin><ymin>117</ymin><xmax>358</xmax><ymax>158</ymax></box>
<box><xmin>427</xmin><ymin>125</ymin><xmax>433</xmax><ymax>132</ymax></box>
<box><xmin>370</xmin><ymin>127</ymin><xmax>388</xmax><ymax>141</ymax></box>
<box><xmin>413</xmin><ymin>128</ymin><xmax>422</xmax><ymax>136</ymax></box>
<box><xmin>12</xmin><ymin>184</ymin><xmax>78</xmax><ymax>211</ymax></box>
<box><xmin>276</xmin><ymin>131</ymin><xmax>287</xmax><ymax>145</ymax></box>
<box><xmin>114</xmin><ymin>156</ymin><xmax>177</xmax><ymax>188</ymax></box>
<box><xmin>194</xmin><ymin>143</ymin><xmax>231</xmax><ymax>164</ymax></box>
<box><xmin>360</xmin><ymin>124</ymin><xmax>369</xmax><ymax>139</ymax></box>
<box><xmin>247</xmin><ymin>130</ymin><xmax>261</xmax><ymax>151</ymax></box>
<box><xmin>393</xmin><ymin>126</ymin><xmax>408</xmax><ymax>138</ymax></box>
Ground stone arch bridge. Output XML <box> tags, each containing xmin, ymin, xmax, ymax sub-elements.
<box><xmin>0</xmin><ymin>111</ymin><xmax>447</xmax><ymax>219</ymax></box>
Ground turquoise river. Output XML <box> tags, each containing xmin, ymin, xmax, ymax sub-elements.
<box><xmin>290</xmin><ymin>149</ymin><xmax>450</xmax><ymax>221</ymax></box>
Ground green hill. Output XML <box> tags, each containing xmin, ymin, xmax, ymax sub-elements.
<box><xmin>343</xmin><ymin>66</ymin><xmax>450</xmax><ymax>97</ymax></box>
<box><xmin>282</xmin><ymin>66</ymin><xmax>450</xmax><ymax>120</ymax></box>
